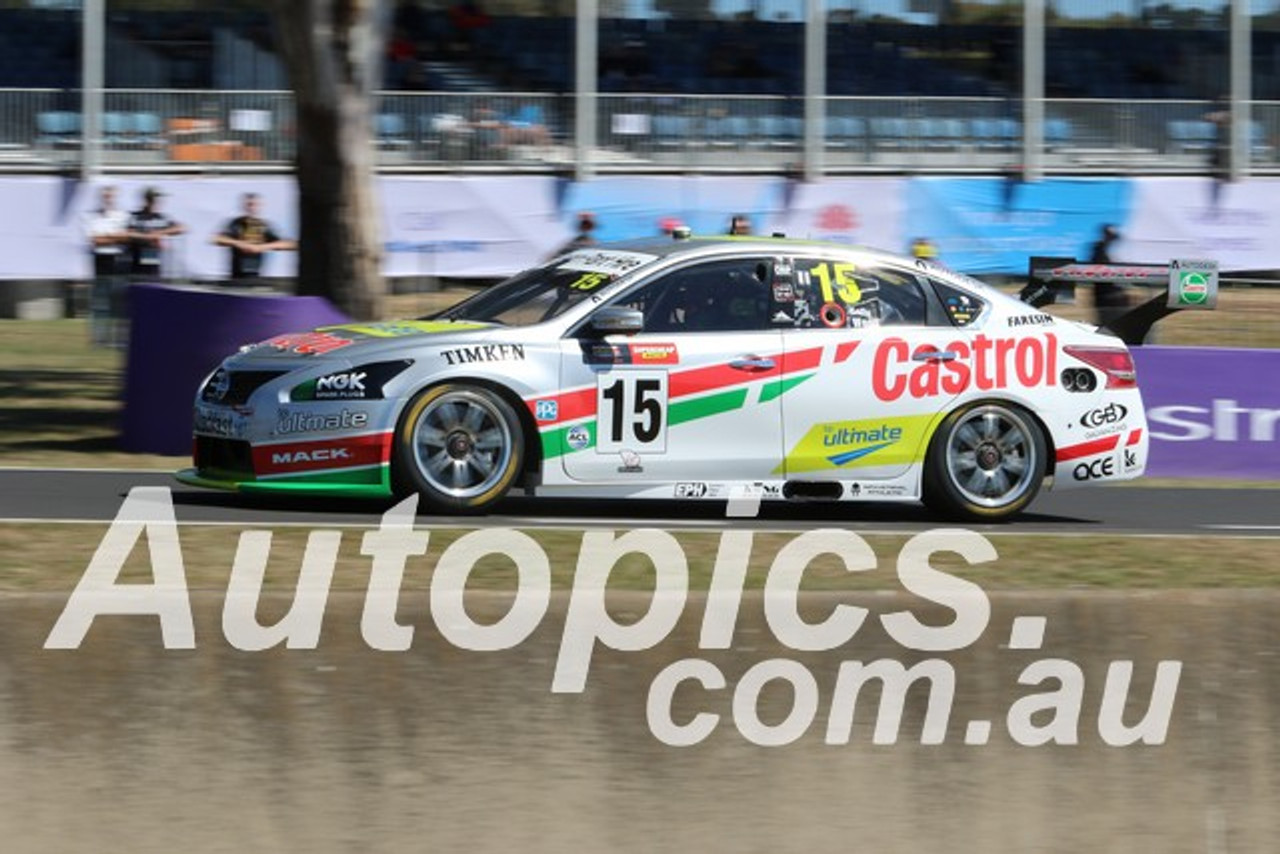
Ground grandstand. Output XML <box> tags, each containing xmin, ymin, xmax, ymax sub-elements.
<box><xmin>0</xmin><ymin>2</ymin><xmax>1276</xmax><ymax>174</ymax></box>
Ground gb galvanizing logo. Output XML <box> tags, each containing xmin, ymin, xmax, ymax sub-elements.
<box><xmin>824</xmin><ymin>423</ymin><xmax>903</xmax><ymax>466</ymax></box>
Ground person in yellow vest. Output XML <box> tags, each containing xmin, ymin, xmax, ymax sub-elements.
<box><xmin>910</xmin><ymin>236</ymin><xmax>939</xmax><ymax>261</ymax></box>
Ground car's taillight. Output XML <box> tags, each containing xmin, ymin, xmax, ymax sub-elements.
<box><xmin>1063</xmin><ymin>345</ymin><xmax>1137</xmax><ymax>389</ymax></box>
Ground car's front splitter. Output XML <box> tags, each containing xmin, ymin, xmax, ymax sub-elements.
<box><xmin>175</xmin><ymin>467</ymin><xmax>394</xmax><ymax>500</ymax></box>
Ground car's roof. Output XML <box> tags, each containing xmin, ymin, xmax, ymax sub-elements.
<box><xmin>562</xmin><ymin>234</ymin><xmax>1013</xmax><ymax>314</ymax></box>
<box><xmin>601</xmin><ymin>235</ymin><xmax>913</xmax><ymax>266</ymax></box>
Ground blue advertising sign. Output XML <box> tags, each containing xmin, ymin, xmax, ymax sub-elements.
<box><xmin>905</xmin><ymin>177</ymin><xmax>1134</xmax><ymax>275</ymax></box>
<box><xmin>558</xmin><ymin>176</ymin><xmax>783</xmax><ymax>242</ymax></box>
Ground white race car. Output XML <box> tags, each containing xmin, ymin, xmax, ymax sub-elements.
<box><xmin>179</xmin><ymin>235</ymin><xmax>1197</xmax><ymax>521</ymax></box>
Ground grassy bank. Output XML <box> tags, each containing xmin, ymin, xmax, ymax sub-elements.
<box><xmin>4</xmin><ymin>523</ymin><xmax>1278</xmax><ymax>593</ymax></box>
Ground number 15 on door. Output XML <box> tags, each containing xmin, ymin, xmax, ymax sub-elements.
<box><xmin>596</xmin><ymin>372</ymin><xmax>669</xmax><ymax>453</ymax></box>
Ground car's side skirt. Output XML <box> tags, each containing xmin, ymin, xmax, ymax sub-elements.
<box><xmin>528</xmin><ymin>471</ymin><xmax>923</xmax><ymax>503</ymax></box>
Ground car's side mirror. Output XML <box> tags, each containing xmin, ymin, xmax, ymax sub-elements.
<box><xmin>588</xmin><ymin>306</ymin><xmax>644</xmax><ymax>336</ymax></box>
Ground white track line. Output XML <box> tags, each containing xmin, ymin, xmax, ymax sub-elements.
<box><xmin>1</xmin><ymin>516</ymin><xmax>1279</xmax><ymax>539</ymax></box>
<box><xmin>0</xmin><ymin>466</ymin><xmax>177</xmax><ymax>474</ymax></box>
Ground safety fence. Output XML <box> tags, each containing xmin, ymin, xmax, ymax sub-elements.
<box><xmin>5</xmin><ymin>88</ymin><xmax>1280</xmax><ymax>175</ymax></box>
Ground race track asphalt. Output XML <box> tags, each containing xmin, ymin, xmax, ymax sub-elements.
<box><xmin>1</xmin><ymin>467</ymin><xmax>1277</xmax><ymax>535</ymax></box>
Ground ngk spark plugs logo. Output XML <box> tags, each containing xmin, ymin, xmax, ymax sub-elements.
<box><xmin>46</xmin><ymin>489</ymin><xmax>1181</xmax><ymax>748</ymax></box>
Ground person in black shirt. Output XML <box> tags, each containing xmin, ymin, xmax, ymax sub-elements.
<box><xmin>213</xmin><ymin>192</ymin><xmax>295</xmax><ymax>283</ymax></box>
<box><xmin>1088</xmin><ymin>224</ymin><xmax>1127</xmax><ymax>327</ymax></box>
<box><xmin>127</xmin><ymin>186</ymin><xmax>186</xmax><ymax>279</ymax></box>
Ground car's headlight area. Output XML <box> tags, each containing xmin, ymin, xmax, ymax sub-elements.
<box><xmin>200</xmin><ymin>368</ymin><xmax>289</xmax><ymax>406</ymax></box>
<box><xmin>288</xmin><ymin>360</ymin><xmax>414</xmax><ymax>403</ymax></box>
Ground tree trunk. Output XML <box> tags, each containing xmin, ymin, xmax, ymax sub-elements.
<box><xmin>271</xmin><ymin>0</ymin><xmax>386</xmax><ymax>320</ymax></box>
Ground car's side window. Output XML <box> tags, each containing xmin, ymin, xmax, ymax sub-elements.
<box><xmin>612</xmin><ymin>257</ymin><xmax>775</xmax><ymax>333</ymax></box>
<box><xmin>929</xmin><ymin>279</ymin><xmax>987</xmax><ymax>327</ymax></box>
<box><xmin>787</xmin><ymin>257</ymin><xmax>928</xmax><ymax>328</ymax></box>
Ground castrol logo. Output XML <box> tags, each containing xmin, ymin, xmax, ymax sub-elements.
<box><xmin>872</xmin><ymin>333</ymin><xmax>1059</xmax><ymax>402</ymax></box>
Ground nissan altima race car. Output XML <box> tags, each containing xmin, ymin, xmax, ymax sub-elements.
<box><xmin>178</xmin><ymin>235</ymin><xmax>1186</xmax><ymax>521</ymax></box>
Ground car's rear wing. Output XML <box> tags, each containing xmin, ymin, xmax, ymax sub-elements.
<box><xmin>1019</xmin><ymin>256</ymin><xmax>1218</xmax><ymax>345</ymax></box>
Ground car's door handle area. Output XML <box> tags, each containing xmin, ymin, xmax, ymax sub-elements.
<box><xmin>729</xmin><ymin>355</ymin><xmax>777</xmax><ymax>372</ymax></box>
<box><xmin>911</xmin><ymin>350</ymin><xmax>959</xmax><ymax>363</ymax></box>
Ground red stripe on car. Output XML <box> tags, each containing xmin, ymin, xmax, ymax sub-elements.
<box><xmin>834</xmin><ymin>341</ymin><xmax>860</xmax><ymax>364</ymax></box>
<box><xmin>529</xmin><ymin>345</ymin><xmax>825</xmax><ymax>425</ymax></box>
<box><xmin>253</xmin><ymin>432</ymin><xmax>391</xmax><ymax>476</ymax></box>
<box><xmin>1055</xmin><ymin>434</ymin><xmax>1121</xmax><ymax>463</ymax></box>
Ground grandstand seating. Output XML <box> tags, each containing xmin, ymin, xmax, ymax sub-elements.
<box><xmin>5</xmin><ymin>6</ymin><xmax>1280</xmax><ymax>172</ymax></box>
<box><xmin>1167</xmin><ymin>119</ymin><xmax>1217</xmax><ymax>154</ymax></box>
<box><xmin>36</xmin><ymin>111</ymin><xmax>80</xmax><ymax>148</ymax></box>
<box><xmin>4</xmin><ymin>6</ymin><xmax>1277</xmax><ymax>102</ymax></box>
<box><xmin>376</xmin><ymin>113</ymin><xmax>412</xmax><ymax>151</ymax></box>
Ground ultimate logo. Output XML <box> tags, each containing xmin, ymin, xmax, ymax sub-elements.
<box><xmin>779</xmin><ymin>415</ymin><xmax>934</xmax><ymax>474</ymax></box>
<box><xmin>823</xmin><ymin>423</ymin><xmax>904</xmax><ymax>466</ymax></box>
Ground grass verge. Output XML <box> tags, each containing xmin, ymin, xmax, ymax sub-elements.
<box><xmin>3</xmin><ymin>523</ymin><xmax>1278</xmax><ymax>593</ymax></box>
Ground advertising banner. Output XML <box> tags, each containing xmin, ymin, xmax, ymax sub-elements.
<box><xmin>5</xmin><ymin>174</ymin><xmax>1280</xmax><ymax>282</ymax></box>
<box><xmin>0</xmin><ymin>175</ymin><xmax>567</xmax><ymax>282</ymax></box>
<box><xmin>0</xmin><ymin>175</ymin><xmax>88</xmax><ymax>279</ymax></box>
<box><xmin>1134</xmin><ymin>347</ymin><xmax>1280</xmax><ymax>479</ymax></box>
<box><xmin>762</xmin><ymin>177</ymin><xmax>906</xmax><ymax>254</ymax></box>
<box><xmin>558</xmin><ymin>174</ymin><xmax>786</xmax><ymax>243</ymax></box>
<box><xmin>380</xmin><ymin>175</ymin><xmax>563</xmax><ymax>277</ymax></box>
<box><xmin>1124</xmin><ymin>177</ymin><xmax>1280</xmax><ymax>272</ymax></box>
<box><xmin>905</xmin><ymin>177</ymin><xmax>1133</xmax><ymax>275</ymax></box>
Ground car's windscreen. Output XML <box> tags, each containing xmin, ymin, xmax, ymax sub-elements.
<box><xmin>432</xmin><ymin>249</ymin><xmax>658</xmax><ymax>327</ymax></box>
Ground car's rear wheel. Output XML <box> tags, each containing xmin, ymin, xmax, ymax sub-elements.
<box><xmin>394</xmin><ymin>383</ymin><xmax>524</xmax><ymax>513</ymax></box>
<box><xmin>923</xmin><ymin>402</ymin><xmax>1046</xmax><ymax>522</ymax></box>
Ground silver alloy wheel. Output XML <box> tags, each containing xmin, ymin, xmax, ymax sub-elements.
<box><xmin>942</xmin><ymin>404</ymin><xmax>1039</xmax><ymax>509</ymax></box>
<box><xmin>409</xmin><ymin>389</ymin><xmax>514</xmax><ymax>499</ymax></box>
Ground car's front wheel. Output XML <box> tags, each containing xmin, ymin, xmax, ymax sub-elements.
<box><xmin>923</xmin><ymin>402</ymin><xmax>1046</xmax><ymax>522</ymax></box>
<box><xmin>393</xmin><ymin>383</ymin><xmax>524</xmax><ymax>513</ymax></box>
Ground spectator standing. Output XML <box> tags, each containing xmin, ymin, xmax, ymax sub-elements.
<box><xmin>1205</xmin><ymin>95</ymin><xmax>1232</xmax><ymax>208</ymax></box>
<box><xmin>1088</xmin><ymin>224</ymin><xmax>1128</xmax><ymax>327</ymax></box>
<box><xmin>83</xmin><ymin>185</ymin><xmax>131</xmax><ymax>347</ymax></box>
<box><xmin>727</xmin><ymin>214</ymin><xmax>752</xmax><ymax>235</ymax></box>
<box><xmin>910</xmin><ymin>236</ymin><xmax>939</xmax><ymax>261</ymax></box>
<box><xmin>127</xmin><ymin>187</ymin><xmax>185</xmax><ymax>280</ymax></box>
<box><xmin>213</xmin><ymin>192</ymin><xmax>296</xmax><ymax>284</ymax></box>
<box><xmin>548</xmin><ymin>211</ymin><xmax>598</xmax><ymax>258</ymax></box>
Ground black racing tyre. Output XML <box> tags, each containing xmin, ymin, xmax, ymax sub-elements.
<box><xmin>393</xmin><ymin>383</ymin><xmax>524</xmax><ymax>513</ymax></box>
<box><xmin>922</xmin><ymin>402</ymin><xmax>1047</xmax><ymax>522</ymax></box>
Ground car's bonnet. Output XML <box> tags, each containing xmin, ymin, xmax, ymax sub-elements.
<box><xmin>228</xmin><ymin>319</ymin><xmax>513</xmax><ymax>364</ymax></box>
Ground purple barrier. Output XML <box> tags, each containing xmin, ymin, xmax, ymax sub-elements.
<box><xmin>120</xmin><ymin>283</ymin><xmax>349</xmax><ymax>455</ymax></box>
<box><xmin>1133</xmin><ymin>347</ymin><xmax>1280</xmax><ymax>479</ymax></box>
